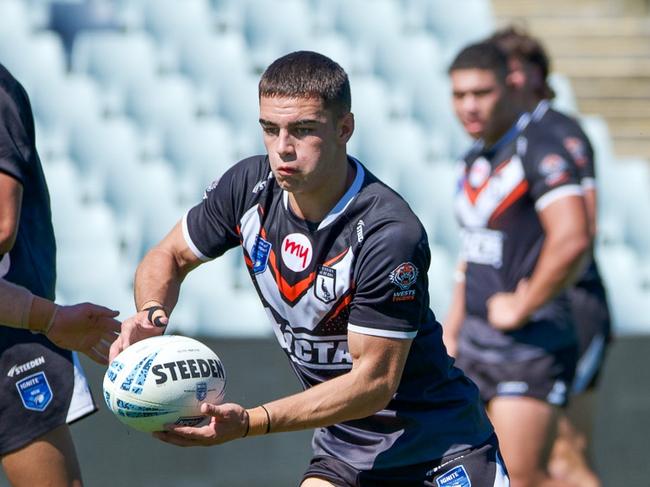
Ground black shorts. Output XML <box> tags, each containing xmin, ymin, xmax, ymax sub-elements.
<box><xmin>302</xmin><ymin>434</ymin><xmax>508</xmax><ymax>487</ymax></box>
<box><xmin>0</xmin><ymin>329</ymin><xmax>96</xmax><ymax>455</ymax></box>
<box><xmin>568</xmin><ymin>282</ymin><xmax>611</xmax><ymax>393</ymax></box>
<box><xmin>455</xmin><ymin>346</ymin><xmax>578</xmax><ymax>407</ymax></box>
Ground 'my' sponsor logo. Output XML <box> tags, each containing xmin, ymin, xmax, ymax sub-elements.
<box><xmin>281</xmin><ymin>233</ymin><xmax>312</xmax><ymax>272</ymax></box>
<box><xmin>281</xmin><ymin>325</ymin><xmax>351</xmax><ymax>369</ymax></box>
<box><xmin>7</xmin><ymin>356</ymin><xmax>45</xmax><ymax>378</ymax></box>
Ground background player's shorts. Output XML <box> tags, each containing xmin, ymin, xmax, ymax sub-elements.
<box><xmin>455</xmin><ymin>346</ymin><xmax>577</xmax><ymax>407</ymax></box>
<box><xmin>302</xmin><ymin>434</ymin><xmax>508</xmax><ymax>487</ymax></box>
<box><xmin>0</xmin><ymin>329</ymin><xmax>96</xmax><ymax>455</ymax></box>
<box><xmin>568</xmin><ymin>282</ymin><xmax>612</xmax><ymax>394</ymax></box>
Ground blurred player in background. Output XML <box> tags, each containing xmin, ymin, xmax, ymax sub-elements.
<box><xmin>445</xmin><ymin>41</ymin><xmax>590</xmax><ymax>487</ymax></box>
<box><xmin>0</xmin><ymin>62</ymin><xmax>120</xmax><ymax>487</ymax></box>
<box><xmin>490</xmin><ymin>26</ymin><xmax>611</xmax><ymax>487</ymax></box>
<box><xmin>110</xmin><ymin>51</ymin><xmax>509</xmax><ymax>487</ymax></box>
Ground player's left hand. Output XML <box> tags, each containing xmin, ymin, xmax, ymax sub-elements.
<box><xmin>487</xmin><ymin>280</ymin><xmax>529</xmax><ymax>331</ymax></box>
<box><xmin>152</xmin><ymin>403</ymin><xmax>249</xmax><ymax>447</ymax></box>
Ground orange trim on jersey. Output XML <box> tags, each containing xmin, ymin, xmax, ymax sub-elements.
<box><xmin>243</xmin><ymin>254</ymin><xmax>253</xmax><ymax>268</ymax></box>
<box><xmin>464</xmin><ymin>178</ymin><xmax>489</xmax><ymax>205</ymax></box>
<box><xmin>330</xmin><ymin>293</ymin><xmax>353</xmax><ymax>320</ymax></box>
<box><xmin>268</xmin><ymin>251</ymin><xmax>317</xmax><ymax>302</ymax></box>
<box><xmin>489</xmin><ymin>180</ymin><xmax>529</xmax><ymax>225</ymax></box>
<box><xmin>494</xmin><ymin>158</ymin><xmax>512</xmax><ymax>174</ymax></box>
<box><xmin>324</xmin><ymin>248</ymin><xmax>349</xmax><ymax>267</ymax></box>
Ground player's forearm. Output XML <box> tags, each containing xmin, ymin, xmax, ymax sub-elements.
<box><xmin>0</xmin><ymin>279</ymin><xmax>57</xmax><ymax>332</ymax></box>
<box><xmin>134</xmin><ymin>247</ymin><xmax>186</xmax><ymax>313</ymax></box>
<box><xmin>518</xmin><ymin>232</ymin><xmax>589</xmax><ymax>318</ymax></box>
<box><xmin>246</xmin><ymin>366</ymin><xmax>395</xmax><ymax>436</ymax></box>
<box><xmin>443</xmin><ymin>264</ymin><xmax>467</xmax><ymax>342</ymax></box>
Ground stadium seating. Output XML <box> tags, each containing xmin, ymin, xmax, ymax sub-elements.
<box><xmin>2</xmin><ymin>0</ymin><xmax>646</xmax><ymax>336</ymax></box>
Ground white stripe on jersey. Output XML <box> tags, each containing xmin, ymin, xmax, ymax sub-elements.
<box><xmin>534</xmin><ymin>184</ymin><xmax>583</xmax><ymax>212</ymax></box>
<box><xmin>281</xmin><ymin>159</ymin><xmax>365</xmax><ymax>231</ymax></box>
<box><xmin>240</xmin><ymin>205</ymin><xmax>355</xmax><ymax>332</ymax></box>
<box><xmin>455</xmin><ymin>155</ymin><xmax>526</xmax><ymax>228</ymax></box>
<box><xmin>348</xmin><ymin>323</ymin><xmax>418</xmax><ymax>339</ymax></box>
<box><xmin>182</xmin><ymin>211</ymin><xmax>211</xmax><ymax>261</ymax></box>
<box><xmin>581</xmin><ymin>177</ymin><xmax>596</xmax><ymax>191</ymax></box>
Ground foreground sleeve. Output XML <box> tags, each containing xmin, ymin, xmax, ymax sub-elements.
<box><xmin>348</xmin><ymin>220</ymin><xmax>431</xmax><ymax>339</ymax></box>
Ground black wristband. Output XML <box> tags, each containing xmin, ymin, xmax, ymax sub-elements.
<box><xmin>144</xmin><ymin>306</ymin><xmax>167</xmax><ymax>328</ymax></box>
<box><xmin>261</xmin><ymin>404</ymin><xmax>271</xmax><ymax>434</ymax></box>
<box><xmin>241</xmin><ymin>409</ymin><xmax>251</xmax><ymax>438</ymax></box>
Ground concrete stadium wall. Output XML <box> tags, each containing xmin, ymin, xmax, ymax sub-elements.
<box><xmin>1</xmin><ymin>336</ymin><xmax>648</xmax><ymax>486</ymax></box>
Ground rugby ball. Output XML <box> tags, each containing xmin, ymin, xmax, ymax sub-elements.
<box><xmin>103</xmin><ymin>335</ymin><xmax>226</xmax><ymax>433</ymax></box>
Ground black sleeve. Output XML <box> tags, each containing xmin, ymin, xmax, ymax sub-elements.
<box><xmin>561</xmin><ymin>131</ymin><xmax>595</xmax><ymax>182</ymax></box>
<box><xmin>348</xmin><ymin>219</ymin><xmax>431</xmax><ymax>338</ymax></box>
<box><xmin>522</xmin><ymin>134</ymin><xmax>582</xmax><ymax>206</ymax></box>
<box><xmin>0</xmin><ymin>80</ymin><xmax>33</xmax><ymax>184</ymax></box>
<box><xmin>184</xmin><ymin>157</ymin><xmax>268</xmax><ymax>260</ymax></box>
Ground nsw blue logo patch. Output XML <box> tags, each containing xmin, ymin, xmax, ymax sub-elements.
<box><xmin>15</xmin><ymin>371</ymin><xmax>53</xmax><ymax>412</ymax></box>
<box><xmin>196</xmin><ymin>382</ymin><xmax>207</xmax><ymax>401</ymax></box>
<box><xmin>436</xmin><ymin>465</ymin><xmax>471</xmax><ymax>487</ymax></box>
<box><xmin>252</xmin><ymin>235</ymin><xmax>271</xmax><ymax>274</ymax></box>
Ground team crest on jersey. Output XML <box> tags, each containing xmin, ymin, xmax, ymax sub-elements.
<box><xmin>252</xmin><ymin>235</ymin><xmax>272</xmax><ymax>274</ymax></box>
<box><xmin>539</xmin><ymin>154</ymin><xmax>569</xmax><ymax>186</ymax></box>
<box><xmin>563</xmin><ymin>137</ymin><xmax>587</xmax><ymax>168</ymax></box>
<box><xmin>389</xmin><ymin>262</ymin><xmax>419</xmax><ymax>301</ymax></box>
<box><xmin>468</xmin><ymin>157</ymin><xmax>491</xmax><ymax>188</ymax></box>
<box><xmin>389</xmin><ymin>262</ymin><xmax>419</xmax><ymax>290</ymax></box>
<box><xmin>15</xmin><ymin>371</ymin><xmax>53</xmax><ymax>412</ymax></box>
<box><xmin>281</xmin><ymin>233</ymin><xmax>312</xmax><ymax>272</ymax></box>
<box><xmin>315</xmin><ymin>266</ymin><xmax>337</xmax><ymax>303</ymax></box>
<box><xmin>435</xmin><ymin>465</ymin><xmax>471</xmax><ymax>487</ymax></box>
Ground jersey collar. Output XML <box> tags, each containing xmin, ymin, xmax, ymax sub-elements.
<box><xmin>282</xmin><ymin>157</ymin><xmax>365</xmax><ymax>231</ymax></box>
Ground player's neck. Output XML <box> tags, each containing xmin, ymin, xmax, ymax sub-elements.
<box><xmin>288</xmin><ymin>156</ymin><xmax>355</xmax><ymax>223</ymax></box>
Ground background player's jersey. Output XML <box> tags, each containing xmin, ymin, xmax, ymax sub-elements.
<box><xmin>184</xmin><ymin>156</ymin><xmax>493</xmax><ymax>470</ymax></box>
<box><xmin>0</xmin><ymin>63</ymin><xmax>56</xmax><ymax>299</ymax></box>
<box><xmin>455</xmin><ymin>118</ymin><xmax>581</xmax><ymax>362</ymax></box>
<box><xmin>530</xmin><ymin>100</ymin><xmax>603</xmax><ymax>286</ymax></box>
<box><xmin>0</xmin><ymin>64</ymin><xmax>95</xmax><ymax>452</ymax></box>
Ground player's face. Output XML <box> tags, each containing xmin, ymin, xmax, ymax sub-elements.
<box><xmin>451</xmin><ymin>69</ymin><xmax>505</xmax><ymax>140</ymax></box>
<box><xmin>259</xmin><ymin>95</ymin><xmax>353</xmax><ymax>196</ymax></box>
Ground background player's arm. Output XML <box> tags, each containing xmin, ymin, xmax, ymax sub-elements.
<box><xmin>582</xmin><ymin>186</ymin><xmax>597</xmax><ymax>239</ymax></box>
<box><xmin>109</xmin><ymin>221</ymin><xmax>204</xmax><ymax>361</ymax></box>
<box><xmin>0</xmin><ymin>278</ymin><xmax>120</xmax><ymax>364</ymax></box>
<box><xmin>442</xmin><ymin>260</ymin><xmax>466</xmax><ymax>357</ymax></box>
<box><xmin>488</xmin><ymin>195</ymin><xmax>589</xmax><ymax>330</ymax></box>
<box><xmin>154</xmin><ymin>331</ymin><xmax>412</xmax><ymax>446</ymax></box>
<box><xmin>0</xmin><ymin>171</ymin><xmax>22</xmax><ymax>254</ymax></box>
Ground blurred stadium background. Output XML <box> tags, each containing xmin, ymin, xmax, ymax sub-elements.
<box><xmin>0</xmin><ymin>0</ymin><xmax>648</xmax><ymax>485</ymax></box>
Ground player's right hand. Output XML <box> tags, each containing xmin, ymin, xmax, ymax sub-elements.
<box><xmin>108</xmin><ymin>309</ymin><xmax>168</xmax><ymax>362</ymax></box>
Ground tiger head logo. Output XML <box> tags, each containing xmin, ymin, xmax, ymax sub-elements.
<box><xmin>389</xmin><ymin>262</ymin><xmax>419</xmax><ymax>291</ymax></box>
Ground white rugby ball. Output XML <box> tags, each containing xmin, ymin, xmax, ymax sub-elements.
<box><xmin>103</xmin><ymin>335</ymin><xmax>226</xmax><ymax>433</ymax></box>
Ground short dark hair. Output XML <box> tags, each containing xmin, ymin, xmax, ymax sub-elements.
<box><xmin>259</xmin><ymin>51</ymin><xmax>351</xmax><ymax>117</ymax></box>
<box><xmin>489</xmin><ymin>26</ymin><xmax>555</xmax><ymax>99</ymax></box>
<box><xmin>448</xmin><ymin>41</ymin><xmax>510</xmax><ymax>83</ymax></box>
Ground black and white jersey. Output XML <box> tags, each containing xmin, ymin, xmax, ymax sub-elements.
<box><xmin>455</xmin><ymin>116</ymin><xmax>581</xmax><ymax>362</ymax></box>
<box><xmin>0</xmin><ymin>63</ymin><xmax>95</xmax><ymax>453</ymax></box>
<box><xmin>184</xmin><ymin>156</ymin><xmax>493</xmax><ymax>470</ymax></box>
<box><xmin>0</xmin><ymin>63</ymin><xmax>56</xmax><ymax>299</ymax></box>
<box><xmin>530</xmin><ymin>101</ymin><xmax>603</xmax><ymax>286</ymax></box>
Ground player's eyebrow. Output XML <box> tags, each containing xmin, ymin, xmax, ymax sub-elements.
<box><xmin>259</xmin><ymin>118</ymin><xmax>322</xmax><ymax>127</ymax></box>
